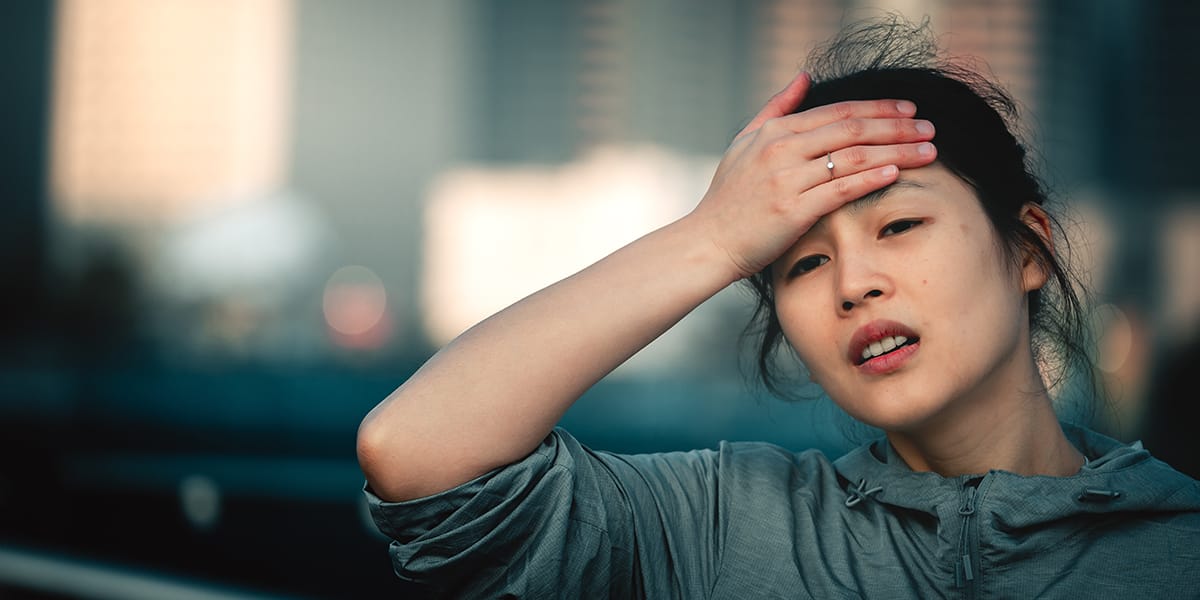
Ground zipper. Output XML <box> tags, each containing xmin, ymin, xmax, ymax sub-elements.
<box><xmin>955</xmin><ymin>481</ymin><xmax>980</xmax><ymax>598</ymax></box>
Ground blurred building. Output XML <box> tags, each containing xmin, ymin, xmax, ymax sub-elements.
<box><xmin>2</xmin><ymin>1</ymin><xmax>1198</xmax><ymax>597</ymax></box>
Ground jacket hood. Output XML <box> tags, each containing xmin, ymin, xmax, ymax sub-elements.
<box><xmin>833</xmin><ymin>422</ymin><xmax>1200</xmax><ymax>528</ymax></box>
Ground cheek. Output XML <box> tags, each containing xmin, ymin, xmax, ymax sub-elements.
<box><xmin>776</xmin><ymin>301</ymin><xmax>838</xmax><ymax>381</ymax></box>
<box><xmin>775</xmin><ymin>305</ymin><xmax>808</xmax><ymax>356</ymax></box>
<box><xmin>777</xmin><ymin>299</ymin><xmax>818</xmax><ymax>346</ymax></box>
<box><xmin>935</xmin><ymin>247</ymin><xmax>1026</xmax><ymax>339</ymax></box>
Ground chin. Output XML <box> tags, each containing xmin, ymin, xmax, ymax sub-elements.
<box><xmin>834</xmin><ymin>390</ymin><xmax>947</xmax><ymax>434</ymax></box>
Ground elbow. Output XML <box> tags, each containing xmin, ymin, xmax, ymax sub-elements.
<box><xmin>357</xmin><ymin>416</ymin><xmax>411</xmax><ymax>502</ymax></box>
<box><xmin>355</xmin><ymin>417</ymin><xmax>382</xmax><ymax>479</ymax></box>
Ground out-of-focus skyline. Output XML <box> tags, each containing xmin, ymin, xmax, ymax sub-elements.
<box><xmin>2</xmin><ymin>1</ymin><xmax>1198</xmax><ymax>597</ymax></box>
<box><xmin>35</xmin><ymin>0</ymin><xmax>1200</xmax><ymax>422</ymax></box>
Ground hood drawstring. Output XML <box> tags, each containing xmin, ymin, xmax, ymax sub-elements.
<box><xmin>844</xmin><ymin>479</ymin><xmax>883</xmax><ymax>508</ymax></box>
<box><xmin>1077</xmin><ymin>488</ymin><xmax>1122</xmax><ymax>502</ymax></box>
<box><xmin>1074</xmin><ymin>449</ymin><xmax>1124</xmax><ymax>501</ymax></box>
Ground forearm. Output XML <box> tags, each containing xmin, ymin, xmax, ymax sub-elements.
<box><xmin>358</xmin><ymin>78</ymin><xmax>937</xmax><ymax>502</ymax></box>
<box><xmin>358</xmin><ymin>214</ymin><xmax>737</xmax><ymax>501</ymax></box>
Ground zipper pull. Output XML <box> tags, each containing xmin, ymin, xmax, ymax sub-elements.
<box><xmin>957</xmin><ymin>484</ymin><xmax>979</xmax><ymax>586</ymax></box>
<box><xmin>959</xmin><ymin>485</ymin><xmax>977</xmax><ymax>516</ymax></box>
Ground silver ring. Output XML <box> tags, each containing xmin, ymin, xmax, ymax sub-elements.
<box><xmin>825</xmin><ymin>152</ymin><xmax>835</xmax><ymax>180</ymax></box>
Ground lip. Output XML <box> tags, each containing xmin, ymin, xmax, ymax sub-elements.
<box><xmin>847</xmin><ymin>319</ymin><xmax>921</xmax><ymax>371</ymax></box>
<box><xmin>857</xmin><ymin>341</ymin><xmax>919</xmax><ymax>375</ymax></box>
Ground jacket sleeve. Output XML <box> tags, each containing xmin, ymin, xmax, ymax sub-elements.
<box><xmin>363</xmin><ymin>428</ymin><xmax>722</xmax><ymax>598</ymax></box>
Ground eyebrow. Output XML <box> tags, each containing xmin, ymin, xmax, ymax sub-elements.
<box><xmin>807</xmin><ymin>178</ymin><xmax>931</xmax><ymax>235</ymax></box>
<box><xmin>846</xmin><ymin>179</ymin><xmax>930</xmax><ymax>215</ymax></box>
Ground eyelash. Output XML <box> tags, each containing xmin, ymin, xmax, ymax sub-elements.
<box><xmin>789</xmin><ymin>255</ymin><xmax>829</xmax><ymax>277</ymax></box>
<box><xmin>881</xmin><ymin>219</ymin><xmax>922</xmax><ymax>236</ymax></box>
<box><xmin>787</xmin><ymin>219</ymin><xmax>924</xmax><ymax>279</ymax></box>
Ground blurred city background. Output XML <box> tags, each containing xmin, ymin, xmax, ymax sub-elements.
<box><xmin>2</xmin><ymin>0</ymin><xmax>1198</xmax><ymax>597</ymax></box>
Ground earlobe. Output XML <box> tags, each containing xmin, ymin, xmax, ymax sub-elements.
<box><xmin>1018</xmin><ymin>203</ymin><xmax>1053</xmax><ymax>292</ymax></box>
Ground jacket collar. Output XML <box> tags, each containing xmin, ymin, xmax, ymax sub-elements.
<box><xmin>832</xmin><ymin>422</ymin><xmax>1200</xmax><ymax>524</ymax></box>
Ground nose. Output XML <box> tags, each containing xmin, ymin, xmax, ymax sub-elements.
<box><xmin>841</xmin><ymin>289</ymin><xmax>883</xmax><ymax>312</ymax></box>
<box><xmin>836</xmin><ymin>252</ymin><xmax>889</xmax><ymax>313</ymax></box>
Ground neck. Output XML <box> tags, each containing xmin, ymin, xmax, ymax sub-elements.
<box><xmin>886</xmin><ymin>363</ymin><xmax>1085</xmax><ymax>478</ymax></box>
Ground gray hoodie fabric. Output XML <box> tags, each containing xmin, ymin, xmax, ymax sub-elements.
<box><xmin>365</xmin><ymin>423</ymin><xmax>1200</xmax><ymax>598</ymax></box>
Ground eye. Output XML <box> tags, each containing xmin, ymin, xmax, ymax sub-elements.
<box><xmin>881</xmin><ymin>219</ymin><xmax>922</xmax><ymax>237</ymax></box>
<box><xmin>788</xmin><ymin>255</ymin><xmax>829</xmax><ymax>278</ymax></box>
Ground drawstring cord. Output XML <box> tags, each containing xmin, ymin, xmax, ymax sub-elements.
<box><xmin>1078</xmin><ymin>488</ymin><xmax>1122</xmax><ymax>502</ymax></box>
<box><xmin>1078</xmin><ymin>455</ymin><xmax>1123</xmax><ymax>502</ymax></box>
<box><xmin>844</xmin><ymin>479</ymin><xmax>883</xmax><ymax>508</ymax></box>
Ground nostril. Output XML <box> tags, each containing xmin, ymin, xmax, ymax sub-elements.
<box><xmin>842</xmin><ymin>301</ymin><xmax>854</xmax><ymax>311</ymax></box>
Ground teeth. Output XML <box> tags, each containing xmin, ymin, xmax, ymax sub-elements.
<box><xmin>860</xmin><ymin>335</ymin><xmax>911</xmax><ymax>361</ymax></box>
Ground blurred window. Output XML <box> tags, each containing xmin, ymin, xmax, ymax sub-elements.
<box><xmin>50</xmin><ymin>0</ymin><xmax>293</xmax><ymax>224</ymax></box>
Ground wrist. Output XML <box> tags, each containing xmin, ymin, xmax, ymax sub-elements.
<box><xmin>663</xmin><ymin>213</ymin><xmax>748</xmax><ymax>288</ymax></box>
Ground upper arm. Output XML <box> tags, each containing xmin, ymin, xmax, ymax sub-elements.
<box><xmin>362</xmin><ymin>428</ymin><xmax>726</xmax><ymax>598</ymax></box>
<box><xmin>363</xmin><ymin>429</ymin><xmax>638</xmax><ymax>597</ymax></box>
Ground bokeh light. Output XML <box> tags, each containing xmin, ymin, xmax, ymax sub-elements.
<box><xmin>323</xmin><ymin>265</ymin><xmax>390</xmax><ymax>349</ymax></box>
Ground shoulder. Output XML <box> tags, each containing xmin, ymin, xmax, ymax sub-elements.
<box><xmin>592</xmin><ymin>438</ymin><xmax>832</xmax><ymax>498</ymax></box>
<box><xmin>1150</xmin><ymin>477</ymin><xmax>1200</xmax><ymax>532</ymax></box>
<box><xmin>598</xmin><ymin>436</ymin><xmax>831</xmax><ymax>472</ymax></box>
<box><xmin>715</xmin><ymin>439</ymin><xmax>837</xmax><ymax>480</ymax></box>
<box><xmin>587</xmin><ymin>437</ymin><xmax>848</xmax><ymax>527</ymax></box>
<box><xmin>610</xmin><ymin>438</ymin><xmax>835</xmax><ymax>482</ymax></box>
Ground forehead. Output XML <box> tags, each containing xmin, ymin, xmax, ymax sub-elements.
<box><xmin>801</xmin><ymin>163</ymin><xmax>984</xmax><ymax>241</ymax></box>
<box><xmin>845</xmin><ymin>179</ymin><xmax>932</xmax><ymax>215</ymax></box>
<box><xmin>805</xmin><ymin>178</ymin><xmax>933</xmax><ymax>237</ymax></box>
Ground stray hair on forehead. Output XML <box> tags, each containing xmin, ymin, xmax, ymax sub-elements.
<box><xmin>741</xmin><ymin>15</ymin><xmax>1096</xmax><ymax>421</ymax></box>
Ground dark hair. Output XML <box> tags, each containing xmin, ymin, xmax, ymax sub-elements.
<box><xmin>742</xmin><ymin>17</ymin><xmax>1095</xmax><ymax>411</ymax></box>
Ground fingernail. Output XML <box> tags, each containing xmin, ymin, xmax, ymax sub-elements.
<box><xmin>897</xmin><ymin>100</ymin><xmax>916</xmax><ymax>115</ymax></box>
<box><xmin>917</xmin><ymin>142</ymin><xmax>934</xmax><ymax>156</ymax></box>
<box><xmin>881</xmin><ymin>165</ymin><xmax>898</xmax><ymax>176</ymax></box>
<box><xmin>916</xmin><ymin>120</ymin><xmax>935</xmax><ymax>135</ymax></box>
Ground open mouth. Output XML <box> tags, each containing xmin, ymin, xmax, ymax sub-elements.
<box><xmin>855</xmin><ymin>335</ymin><xmax>920</xmax><ymax>365</ymax></box>
<box><xmin>848</xmin><ymin>320</ymin><xmax>921</xmax><ymax>367</ymax></box>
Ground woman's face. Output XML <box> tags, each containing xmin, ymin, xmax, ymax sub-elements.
<box><xmin>772</xmin><ymin>162</ymin><xmax>1045</xmax><ymax>433</ymax></box>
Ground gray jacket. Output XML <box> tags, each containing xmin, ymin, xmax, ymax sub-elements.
<box><xmin>366</xmin><ymin>424</ymin><xmax>1200</xmax><ymax>598</ymax></box>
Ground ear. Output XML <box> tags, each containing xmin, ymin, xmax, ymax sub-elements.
<box><xmin>1018</xmin><ymin>203</ymin><xmax>1053</xmax><ymax>292</ymax></box>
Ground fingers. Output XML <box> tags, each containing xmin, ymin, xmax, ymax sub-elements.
<box><xmin>765</xmin><ymin>98</ymin><xmax>918</xmax><ymax>136</ymax></box>
<box><xmin>780</xmin><ymin>142</ymin><xmax>935</xmax><ymax>214</ymax></box>
<box><xmin>803</xmin><ymin>164</ymin><xmax>903</xmax><ymax>217</ymax></box>
<box><xmin>735</xmin><ymin>71</ymin><xmax>811</xmax><ymax>141</ymax></box>
<box><xmin>799</xmin><ymin>117</ymin><xmax>935</xmax><ymax>161</ymax></box>
<box><xmin>823</xmin><ymin>141</ymin><xmax>937</xmax><ymax>181</ymax></box>
<box><xmin>744</xmin><ymin>97</ymin><xmax>932</xmax><ymax>165</ymax></box>
<box><xmin>749</xmin><ymin>116</ymin><xmax>934</xmax><ymax>176</ymax></box>
<box><xmin>769</xmin><ymin>141</ymin><xmax>936</xmax><ymax>227</ymax></box>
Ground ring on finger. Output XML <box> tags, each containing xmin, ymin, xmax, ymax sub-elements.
<box><xmin>825</xmin><ymin>152</ymin><xmax>835</xmax><ymax>180</ymax></box>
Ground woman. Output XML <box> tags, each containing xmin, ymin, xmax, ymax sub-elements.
<box><xmin>357</xmin><ymin>19</ymin><xmax>1200</xmax><ymax>598</ymax></box>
